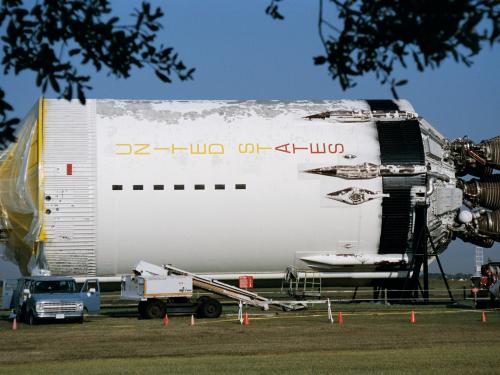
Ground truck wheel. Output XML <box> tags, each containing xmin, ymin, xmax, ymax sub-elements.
<box><xmin>475</xmin><ymin>300</ymin><xmax>487</xmax><ymax>309</ymax></box>
<box><xmin>199</xmin><ymin>298</ymin><xmax>222</xmax><ymax>319</ymax></box>
<box><xmin>28</xmin><ymin>311</ymin><xmax>38</xmax><ymax>326</ymax></box>
<box><xmin>138</xmin><ymin>301</ymin><xmax>148</xmax><ymax>319</ymax></box>
<box><xmin>197</xmin><ymin>296</ymin><xmax>210</xmax><ymax>304</ymax></box>
<box><xmin>144</xmin><ymin>299</ymin><xmax>166</xmax><ymax>319</ymax></box>
<box><xmin>195</xmin><ymin>296</ymin><xmax>210</xmax><ymax>318</ymax></box>
<box><xmin>20</xmin><ymin>306</ymin><xmax>27</xmax><ymax>323</ymax></box>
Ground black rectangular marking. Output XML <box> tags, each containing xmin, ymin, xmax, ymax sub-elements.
<box><xmin>174</xmin><ymin>185</ymin><xmax>185</xmax><ymax>190</ymax></box>
<box><xmin>235</xmin><ymin>184</ymin><xmax>246</xmax><ymax>190</ymax></box>
<box><xmin>366</xmin><ymin>99</ymin><xmax>399</xmax><ymax>111</ymax></box>
<box><xmin>133</xmin><ymin>185</ymin><xmax>143</xmax><ymax>190</ymax></box>
<box><xmin>376</xmin><ymin>120</ymin><xmax>425</xmax><ymax>165</ymax></box>
<box><xmin>379</xmin><ymin>176</ymin><xmax>425</xmax><ymax>255</ymax></box>
<box><xmin>215</xmin><ymin>184</ymin><xmax>225</xmax><ymax>190</ymax></box>
<box><xmin>194</xmin><ymin>184</ymin><xmax>205</xmax><ymax>190</ymax></box>
<box><xmin>153</xmin><ymin>185</ymin><xmax>164</xmax><ymax>190</ymax></box>
<box><xmin>112</xmin><ymin>185</ymin><xmax>123</xmax><ymax>190</ymax></box>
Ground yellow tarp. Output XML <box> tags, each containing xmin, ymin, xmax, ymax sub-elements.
<box><xmin>0</xmin><ymin>99</ymin><xmax>43</xmax><ymax>274</ymax></box>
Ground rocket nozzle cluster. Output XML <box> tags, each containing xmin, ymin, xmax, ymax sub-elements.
<box><xmin>453</xmin><ymin>136</ymin><xmax>500</xmax><ymax>247</ymax></box>
<box><xmin>451</xmin><ymin>136</ymin><xmax>500</xmax><ymax>177</ymax></box>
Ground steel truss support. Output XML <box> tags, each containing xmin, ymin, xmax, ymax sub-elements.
<box><xmin>400</xmin><ymin>204</ymin><xmax>455</xmax><ymax>303</ymax></box>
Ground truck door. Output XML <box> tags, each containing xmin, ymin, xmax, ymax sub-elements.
<box><xmin>17</xmin><ymin>279</ymin><xmax>29</xmax><ymax>311</ymax></box>
<box><xmin>80</xmin><ymin>279</ymin><xmax>100</xmax><ymax>314</ymax></box>
<box><xmin>1</xmin><ymin>279</ymin><xmax>18</xmax><ymax>309</ymax></box>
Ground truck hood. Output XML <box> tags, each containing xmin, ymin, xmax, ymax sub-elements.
<box><xmin>31</xmin><ymin>294</ymin><xmax>82</xmax><ymax>303</ymax></box>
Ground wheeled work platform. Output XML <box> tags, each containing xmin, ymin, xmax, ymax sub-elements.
<box><xmin>121</xmin><ymin>261</ymin><xmax>301</xmax><ymax>319</ymax></box>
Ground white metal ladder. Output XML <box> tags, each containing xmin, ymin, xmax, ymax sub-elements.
<box><xmin>282</xmin><ymin>265</ymin><xmax>322</xmax><ymax>299</ymax></box>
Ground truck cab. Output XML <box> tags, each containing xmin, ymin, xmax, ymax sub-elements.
<box><xmin>3</xmin><ymin>276</ymin><xmax>100</xmax><ymax>324</ymax></box>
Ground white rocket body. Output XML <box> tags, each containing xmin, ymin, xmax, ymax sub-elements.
<box><xmin>3</xmin><ymin>99</ymin><xmax>463</xmax><ymax>280</ymax></box>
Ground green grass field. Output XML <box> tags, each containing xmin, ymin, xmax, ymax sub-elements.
<box><xmin>1</xmin><ymin>305</ymin><xmax>499</xmax><ymax>375</ymax></box>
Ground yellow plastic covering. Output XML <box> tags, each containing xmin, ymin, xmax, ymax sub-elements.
<box><xmin>0</xmin><ymin>99</ymin><xmax>43</xmax><ymax>275</ymax></box>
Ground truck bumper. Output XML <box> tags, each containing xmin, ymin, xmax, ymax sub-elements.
<box><xmin>36</xmin><ymin>312</ymin><xmax>83</xmax><ymax>319</ymax></box>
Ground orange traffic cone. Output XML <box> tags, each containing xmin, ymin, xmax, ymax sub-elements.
<box><xmin>12</xmin><ymin>317</ymin><xmax>17</xmax><ymax>331</ymax></box>
<box><xmin>243</xmin><ymin>312</ymin><xmax>250</xmax><ymax>326</ymax></box>
<box><xmin>163</xmin><ymin>314</ymin><xmax>169</xmax><ymax>327</ymax></box>
<box><xmin>481</xmin><ymin>311</ymin><xmax>487</xmax><ymax>323</ymax></box>
<box><xmin>190</xmin><ymin>314</ymin><xmax>195</xmax><ymax>326</ymax></box>
<box><xmin>338</xmin><ymin>311</ymin><xmax>344</xmax><ymax>325</ymax></box>
<box><xmin>410</xmin><ymin>310</ymin><xmax>416</xmax><ymax>324</ymax></box>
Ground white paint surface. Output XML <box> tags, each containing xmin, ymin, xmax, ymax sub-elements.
<box><xmin>40</xmin><ymin>100</ymin><xmax>426</xmax><ymax>276</ymax></box>
<box><xmin>93</xmin><ymin>100</ymin><xmax>384</xmax><ymax>275</ymax></box>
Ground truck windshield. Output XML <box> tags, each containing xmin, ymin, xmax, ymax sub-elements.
<box><xmin>33</xmin><ymin>280</ymin><xmax>77</xmax><ymax>294</ymax></box>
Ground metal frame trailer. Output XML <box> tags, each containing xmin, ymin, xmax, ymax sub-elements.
<box><xmin>121</xmin><ymin>261</ymin><xmax>299</xmax><ymax>319</ymax></box>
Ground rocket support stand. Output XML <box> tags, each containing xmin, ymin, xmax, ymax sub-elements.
<box><xmin>402</xmin><ymin>204</ymin><xmax>455</xmax><ymax>303</ymax></box>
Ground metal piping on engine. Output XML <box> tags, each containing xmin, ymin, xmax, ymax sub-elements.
<box><xmin>425</xmin><ymin>172</ymin><xmax>450</xmax><ymax>197</ymax></box>
<box><xmin>426</xmin><ymin>177</ymin><xmax>436</xmax><ymax>196</ymax></box>
<box><xmin>427</xmin><ymin>171</ymin><xmax>450</xmax><ymax>182</ymax></box>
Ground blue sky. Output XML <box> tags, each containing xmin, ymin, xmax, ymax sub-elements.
<box><xmin>1</xmin><ymin>1</ymin><xmax>499</xmax><ymax>277</ymax></box>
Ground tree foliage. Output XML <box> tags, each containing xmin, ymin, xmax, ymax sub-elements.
<box><xmin>267</xmin><ymin>0</ymin><xmax>500</xmax><ymax>98</ymax></box>
<box><xmin>0</xmin><ymin>0</ymin><xmax>194</xmax><ymax>148</ymax></box>
<box><xmin>1</xmin><ymin>1</ymin><xmax>499</xmax><ymax>148</ymax></box>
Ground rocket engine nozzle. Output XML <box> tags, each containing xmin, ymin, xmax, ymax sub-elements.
<box><xmin>455</xmin><ymin>209</ymin><xmax>499</xmax><ymax>248</ymax></box>
<box><xmin>477</xmin><ymin>209</ymin><xmax>500</xmax><ymax>242</ymax></box>
<box><xmin>482</xmin><ymin>136</ymin><xmax>500</xmax><ymax>170</ymax></box>
<box><xmin>459</xmin><ymin>175</ymin><xmax>500</xmax><ymax>210</ymax></box>
<box><xmin>452</xmin><ymin>136</ymin><xmax>500</xmax><ymax>247</ymax></box>
<box><xmin>451</xmin><ymin>136</ymin><xmax>500</xmax><ymax>177</ymax></box>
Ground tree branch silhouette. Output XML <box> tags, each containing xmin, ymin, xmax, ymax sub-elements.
<box><xmin>267</xmin><ymin>0</ymin><xmax>500</xmax><ymax>99</ymax></box>
<box><xmin>0</xmin><ymin>0</ymin><xmax>194</xmax><ymax>148</ymax></box>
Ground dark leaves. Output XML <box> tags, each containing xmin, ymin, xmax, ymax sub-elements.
<box><xmin>313</xmin><ymin>56</ymin><xmax>327</xmax><ymax>65</ymax></box>
<box><xmin>0</xmin><ymin>88</ymin><xmax>17</xmax><ymax>148</ymax></box>
<box><xmin>390</xmin><ymin>85</ymin><xmax>399</xmax><ymax>100</ymax></box>
<box><xmin>3</xmin><ymin>118</ymin><xmax>19</xmax><ymax>127</ymax></box>
<box><xmin>155</xmin><ymin>70</ymin><xmax>172</xmax><ymax>83</ymax></box>
<box><xmin>0</xmin><ymin>0</ymin><xmax>194</xmax><ymax>149</ymax></box>
<box><xmin>270</xmin><ymin>0</ymin><xmax>500</xmax><ymax>99</ymax></box>
<box><xmin>77</xmin><ymin>85</ymin><xmax>86</xmax><ymax>104</ymax></box>
<box><xmin>265</xmin><ymin>1</ymin><xmax>284</xmax><ymax>20</ymax></box>
<box><xmin>49</xmin><ymin>74</ymin><xmax>60</xmax><ymax>92</ymax></box>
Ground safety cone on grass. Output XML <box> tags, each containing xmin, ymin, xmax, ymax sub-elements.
<box><xmin>338</xmin><ymin>311</ymin><xmax>344</xmax><ymax>325</ymax></box>
<box><xmin>190</xmin><ymin>314</ymin><xmax>195</xmax><ymax>326</ymax></box>
<box><xmin>243</xmin><ymin>312</ymin><xmax>250</xmax><ymax>326</ymax></box>
<box><xmin>12</xmin><ymin>317</ymin><xmax>17</xmax><ymax>331</ymax></box>
<box><xmin>163</xmin><ymin>314</ymin><xmax>169</xmax><ymax>327</ymax></box>
<box><xmin>410</xmin><ymin>310</ymin><xmax>416</xmax><ymax>324</ymax></box>
<box><xmin>481</xmin><ymin>311</ymin><xmax>487</xmax><ymax>323</ymax></box>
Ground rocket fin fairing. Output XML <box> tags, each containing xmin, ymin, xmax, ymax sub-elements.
<box><xmin>326</xmin><ymin>187</ymin><xmax>388</xmax><ymax>205</ymax></box>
